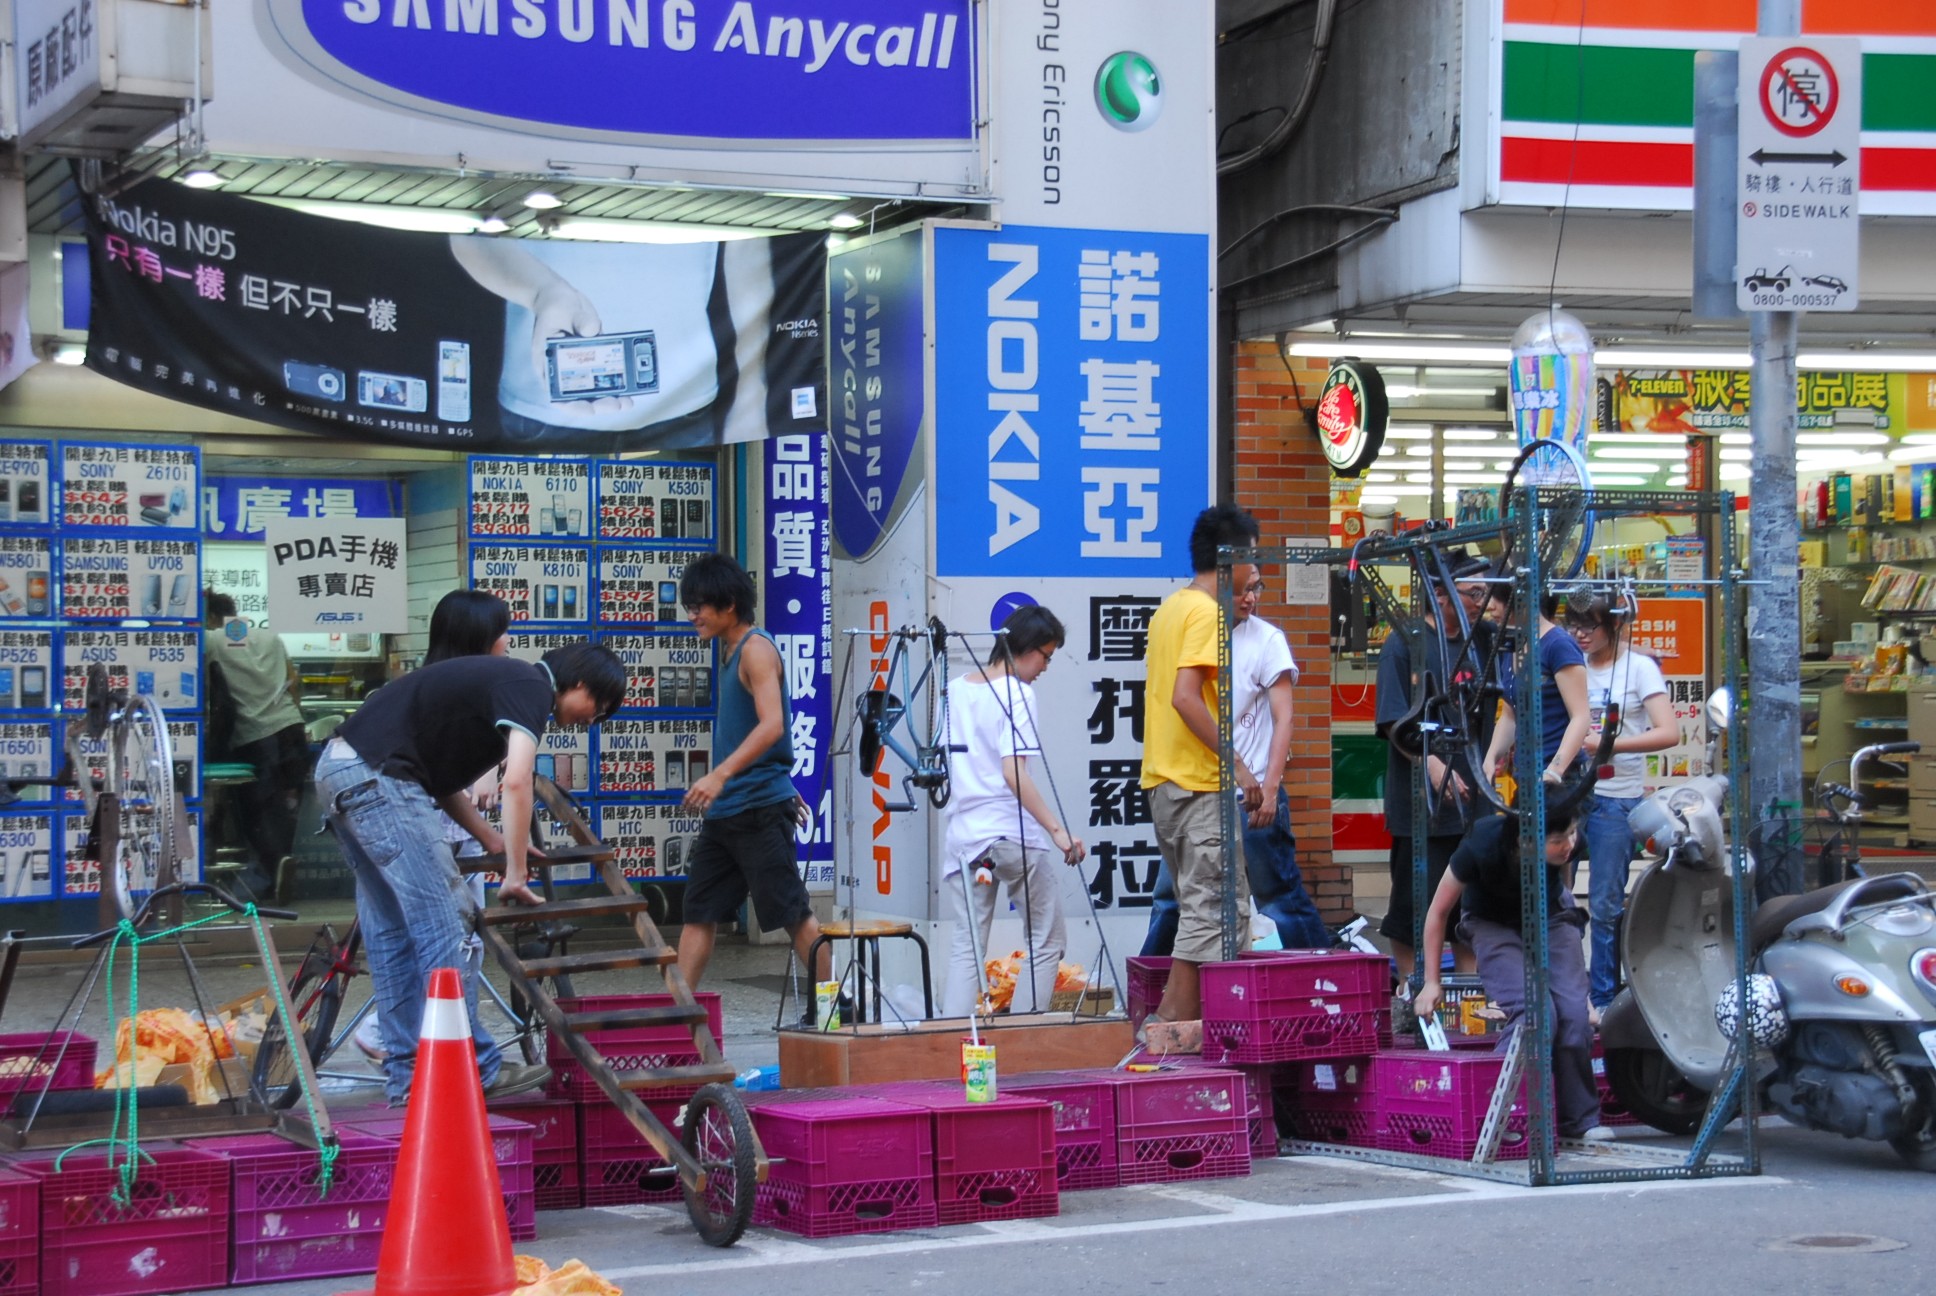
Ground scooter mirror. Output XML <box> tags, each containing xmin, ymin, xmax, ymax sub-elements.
<box><xmin>1705</xmin><ymin>688</ymin><xmax>1733</xmax><ymax>733</ymax></box>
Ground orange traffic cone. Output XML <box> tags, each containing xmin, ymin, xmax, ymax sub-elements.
<box><xmin>342</xmin><ymin>967</ymin><xmax>516</xmax><ymax>1296</ymax></box>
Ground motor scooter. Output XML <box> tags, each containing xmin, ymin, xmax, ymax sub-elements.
<box><xmin>1601</xmin><ymin>691</ymin><xmax>1936</xmax><ymax>1169</ymax></box>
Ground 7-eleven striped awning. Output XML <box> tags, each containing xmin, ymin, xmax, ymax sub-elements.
<box><xmin>1495</xmin><ymin>1</ymin><xmax>1936</xmax><ymax>214</ymax></box>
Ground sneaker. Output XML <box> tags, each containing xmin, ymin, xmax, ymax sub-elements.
<box><xmin>353</xmin><ymin>1013</ymin><xmax>387</xmax><ymax>1063</ymax></box>
<box><xmin>1579</xmin><ymin>1125</ymin><xmax>1618</xmax><ymax>1144</ymax></box>
<box><xmin>483</xmin><ymin>1063</ymin><xmax>552</xmax><ymax>1099</ymax></box>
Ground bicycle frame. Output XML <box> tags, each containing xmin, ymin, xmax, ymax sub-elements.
<box><xmin>859</xmin><ymin>618</ymin><xmax>960</xmax><ymax>813</ymax></box>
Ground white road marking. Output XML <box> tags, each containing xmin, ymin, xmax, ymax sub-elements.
<box><xmin>597</xmin><ymin>1165</ymin><xmax>1787</xmax><ymax>1280</ymax></box>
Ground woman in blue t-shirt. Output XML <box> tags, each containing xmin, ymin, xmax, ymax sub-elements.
<box><xmin>1483</xmin><ymin>589</ymin><xmax>1591</xmax><ymax>787</ymax></box>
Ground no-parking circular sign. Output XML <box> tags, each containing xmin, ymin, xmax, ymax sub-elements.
<box><xmin>1758</xmin><ymin>45</ymin><xmax>1840</xmax><ymax>139</ymax></box>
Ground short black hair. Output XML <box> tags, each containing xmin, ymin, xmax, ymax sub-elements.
<box><xmin>205</xmin><ymin>590</ymin><xmax>237</xmax><ymax>621</ymax></box>
<box><xmin>679</xmin><ymin>552</ymin><xmax>756</xmax><ymax>624</ymax></box>
<box><xmin>1188</xmin><ymin>504</ymin><xmax>1260</xmax><ymax>573</ymax></box>
<box><xmin>541</xmin><ymin>642</ymin><xmax>628</xmax><ymax>722</ymax></box>
<box><xmin>426</xmin><ymin>589</ymin><xmax>511</xmax><ymax>665</ymax></box>
<box><xmin>996</xmin><ymin>604</ymin><xmax>1065</xmax><ymax>662</ymax></box>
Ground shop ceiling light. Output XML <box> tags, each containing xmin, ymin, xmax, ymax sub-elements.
<box><xmin>1798</xmin><ymin>431</ymin><xmax>1888</xmax><ymax>446</ymax></box>
<box><xmin>522</xmin><ymin>190</ymin><xmax>564</xmax><ymax>210</ymax></box>
<box><xmin>1590</xmin><ymin>446</ymin><xmax>1688</xmax><ymax>460</ymax></box>
<box><xmin>1595</xmin><ymin>348</ymin><xmax>1753</xmax><ymax>369</ymax></box>
<box><xmin>269</xmin><ymin>200</ymin><xmax>483</xmax><ymax>235</ymax></box>
<box><xmin>1386</xmin><ymin>426</ymin><xmax>1434</xmax><ymax>440</ymax></box>
<box><xmin>1886</xmin><ymin>447</ymin><xmax>1934</xmax><ymax>463</ymax></box>
<box><xmin>1286</xmin><ymin>340</ymin><xmax>1512</xmax><ymax>364</ymax></box>
<box><xmin>52</xmin><ymin>344</ymin><xmax>86</xmax><ymax>366</ymax></box>
<box><xmin>1402</xmin><ymin>446</ymin><xmax>1433</xmax><ymax>457</ymax></box>
<box><xmin>1720</xmin><ymin>448</ymin><xmax>1752</xmax><ymax>461</ymax></box>
<box><xmin>1720</xmin><ymin>432</ymin><xmax>1753</xmax><ymax>445</ymax></box>
<box><xmin>1384</xmin><ymin>384</ymin><xmax>1422</xmax><ymax>399</ymax></box>
<box><xmin>1442</xmin><ymin>428</ymin><xmax>1500</xmax><ymax>440</ymax></box>
<box><xmin>1442</xmin><ymin>445</ymin><xmax>1503</xmax><ymax>458</ymax></box>
<box><xmin>180</xmin><ymin>169</ymin><xmax>225</xmax><ymax>189</ymax></box>
<box><xmin>828</xmin><ymin>213</ymin><xmax>865</xmax><ymax>230</ymax></box>
<box><xmin>1800</xmin><ymin>353</ymin><xmax>1936</xmax><ymax>372</ymax></box>
<box><xmin>551</xmin><ymin>217</ymin><xmax>771</xmax><ymax>244</ymax></box>
<box><xmin>1719</xmin><ymin>464</ymin><xmax>1750</xmax><ymax>480</ymax></box>
<box><xmin>1595</xmin><ymin>431</ymin><xmax>1689</xmax><ymax>445</ymax></box>
<box><xmin>476</xmin><ymin>216</ymin><xmax>511</xmax><ymax>234</ymax></box>
<box><xmin>1359</xmin><ymin>492</ymin><xmax>1402</xmax><ymax>505</ymax></box>
<box><xmin>1593</xmin><ymin>475</ymin><xmax>1650</xmax><ymax>486</ymax></box>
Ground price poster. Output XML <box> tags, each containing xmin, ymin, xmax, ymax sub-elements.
<box><xmin>0</xmin><ymin>721</ymin><xmax>57</xmax><ymax>801</ymax></box>
<box><xmin>505</xmin><ymin>631</ymin><xmax>581</xmax><ymax>662</ymax></box>
<box><xmin>0</xmin><ymin>630</ymin><xmax>56</xmax><ymax>710</ymax></box>
<box><xmin>473</xmin><ymin>802</ymin><xmax>587</xmax><ymax>884</ymax></box>
<box><xmin>64</xmin><ymin>807</ymin><xmax>200</xmax><ymax>897</ymax></box>
<box><xmin>594</xmin><ymin>800</ymin><xmax>707</xmax><ymax>880</ymax></box>
<box><xmin>0</xmin><ymin>811</ymin><xmax>58</xmax><ymax>901</ymax></box>
<box><xmin>0</xmin><ymin>441</ymin><xmax>53</xmax><ymax>528</ymax></box>
<box><xmin>469</xmin><ymin>543</ymin><xmax>593</xmax><ymax>624</ymax></box>
<box><xmin>595</xmin><ymin>460</ymin><xmax>714</xmax><ymax>542</ymax></box>
<box><xmin>61</xmin><ymin>629</ymin><xmax>201</xmax><ymax>712</ymax></box>
<box><xmin>594</xmin><ymin>547</ymin><xmax>709</xmax><ymax>625</ymax></box>
<box><xmin>0</xmin><ymin>535</ymin><xmax>53</xmax><ymax>618</ymax></box>
<box><xmin>536</xmin><ymin>727</ymin><xmax>594</xmax><ymax>795</ymax></box>
<box><xmin>61</xmin><ymin>537</ymin><xmax>199</xmax><ymax>622</ymax></box>
<box><xmin>594</xmin><ymin>716</ymin><xmax>713</xmax><ymax>796</ymax></box>
<box><xmin>60</xmin><ymin>442</ymin><xmax>199</xmax><ymax>531</ymax></box>
<box><xmin>467</xmin><ymin>456</ymin><xmax>593</xmax><ymax>539</ymax></box>
<box><xmin>599</xmin><ymin>631</ymin><xmax>714</xmax><ymax>712</ymax></box>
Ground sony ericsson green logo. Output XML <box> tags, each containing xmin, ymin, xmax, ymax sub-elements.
<box><xmin>1094</xmin><ymin>52</ymin><xmax>1161</xmax><ymax>132</ymax></box>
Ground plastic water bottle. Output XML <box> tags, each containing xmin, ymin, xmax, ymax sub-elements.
<box><xmin>734</xmin><ymin>1066</ymin><xmax>781</xmax><ymax>1092</ymax></box>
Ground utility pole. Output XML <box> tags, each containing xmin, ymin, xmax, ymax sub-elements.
<box><xmin>1746</xmin><ymin>0</ymin><xmax>1803</xmax><ymax>896</ymax></box>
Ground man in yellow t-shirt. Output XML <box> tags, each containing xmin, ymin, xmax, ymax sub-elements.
<box><xmin>1143</xmin><ymin>504</ymin><xmax>1264</xmax><ymax>1027</ymax></box>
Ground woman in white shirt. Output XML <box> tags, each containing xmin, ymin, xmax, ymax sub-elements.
<box><xmin>1563</xmin><ymin>588</ymin><xmax>1679</xmax><ymax>1013</ymax></box>
<box><xmin>941</xmin><ymin>605</ymin><xmax>1087</xmax><ymax>1016</ymax></box>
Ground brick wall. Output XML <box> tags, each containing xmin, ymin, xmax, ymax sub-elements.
<box><xmin>1230</xmin><ymin>341</ymin><xmax>1349</xmax><ymax>921</ymax></box>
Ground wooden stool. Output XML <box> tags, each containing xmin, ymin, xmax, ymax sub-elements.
<box><xmin>797</xmin><ymin>919</ymin><xmax>935</xmax><ymax>1025</ymax></box>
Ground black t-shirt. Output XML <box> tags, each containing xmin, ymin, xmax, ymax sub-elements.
<box><xmin>337</xmin><ymin>656</ymin><xmax>555</xmax><ymax>798</ymax></box>
<box><xmin>1447</xmin><ymin>813</ymin><xmax>1563</xmax><ymax>928</ymax></box>
<box><xmin>1375</xmin><ymin>620</ymin><xmax>1496</xmax><ymax>838</ymax></box>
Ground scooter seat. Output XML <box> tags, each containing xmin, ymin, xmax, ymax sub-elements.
<box><xmin>1750</xmin><ymin>873</ymin><xmax>1926</xmax><ymax>953</ymax></box>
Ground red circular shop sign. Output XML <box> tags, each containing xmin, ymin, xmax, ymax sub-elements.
<box><xmin>1315</xmin><ymin>359</ymin><xmax>1388</xmax><ymax>478</ymax></box>
<box><xmin>1758</xmin><ymin>45</ymin><xmax>1840</xmax><ymax>140</ymax></box>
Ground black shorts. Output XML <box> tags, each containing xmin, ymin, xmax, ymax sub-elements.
<box><xmin>682</xmin><ymin>801</ymin><xmax>812</xmax><ymax>932</ymax></box>
<box><xmin>1379</xmin><ymin>834</ymin><xmax>1460</xmax><ymax>945</ymax></box>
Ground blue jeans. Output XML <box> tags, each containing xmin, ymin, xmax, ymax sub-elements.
<box><xmin>1139</xmin><ymin>788</ymin><xmax>1328</xmax><ymax>956</ymax></box>
<box><xmin>316</xmin><ymin>746</ymin><xmax>501</xmax><ymax>1104</ymax></box>
<box><xmin>1581</xmin><ymin>792</ymin><xmax>1640</xmax><ymax>1008</ymax></box>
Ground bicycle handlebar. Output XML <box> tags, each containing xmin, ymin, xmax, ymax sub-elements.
<box><xmin>71</xmin><ymin>883</ymin><xmax>298</xmax><ymax>948</ymax></box>
<box><xmin>1849</xmin><ymin>740</ymin><xmax>1921</xmax><ymax>809</ymax></box>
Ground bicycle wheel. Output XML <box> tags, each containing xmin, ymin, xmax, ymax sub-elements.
<box><xmin>109</xmin><ymin>694</ymin><xmax>177</xmax><ymax>921</ymax></box>
<box><xmin>681</xmin><ymin>1083</ymin><xmax>757</xmax><ymax>1247</ymax></box>
<box><xmin>255</xmin><ymin>926</ymin><xmax>350</xmax><ymax>1110</ymax></box>
<box><xmin>1501</xmin><ymin>437</ymin><xmax>1594</xmax><ymax>581</ymax></box>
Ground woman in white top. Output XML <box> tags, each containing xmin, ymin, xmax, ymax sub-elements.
<box><xmin>1562</xmin><ymin>588</ymin><xmax>1679</xmax><ymax>1012</ymax></box>
<box><xmin>940</xmin><ymin>605</ymin><xmax>1087</xmax><ymax>1016</ymax></box>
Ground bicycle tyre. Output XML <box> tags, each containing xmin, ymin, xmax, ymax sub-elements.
<box><xmin>255</xmin><ymin>931</ymin><xmax>348</xmax><ymax>1110</ymax></box>
<box><xmin>681</xmin><ymin>1082</ymin><xmax>757</xmax><ymax>1247</ymax></box>
<box><xmin>109</xmin><ymin>694</ymin><xmax>178</xmax><ymax>921</ymax></box>
<box><xmin>1501</xmin><ymin>437</ymin><xmax>1595</xmax><ymax>581</ymax></box>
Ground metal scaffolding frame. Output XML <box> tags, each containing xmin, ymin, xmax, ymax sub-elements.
<box><xmin>1212</xmin><ymin>488</ymin><xmax>1761</xmax><ymax>1186</ymax></box>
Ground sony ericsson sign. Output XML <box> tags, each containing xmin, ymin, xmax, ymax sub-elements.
<box><xmin>263</xmin><ymin>0</ymin><xmax>975</xmax><ymax>144</ymax></box>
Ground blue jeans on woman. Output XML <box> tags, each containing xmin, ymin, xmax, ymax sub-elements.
<box><xmin>316</xmin><ymin>743</ymin><xmax>502</xmax><ymax>1105</ymax></box>
<box><xmin>1139</xmin><ymin>787</ymin><xmax>1330</xmax><ymax>956</ymax></box>
<box><xmin>1582</xmin><ymin>792</ymin><xmax>1641</xmax><ymax>1009</ymax></box>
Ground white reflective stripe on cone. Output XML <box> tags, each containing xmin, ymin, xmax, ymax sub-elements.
<box><xmin>420</xmin><ymin>993</ymin><xmax>470</xmax><ymax>1041</ymax></box>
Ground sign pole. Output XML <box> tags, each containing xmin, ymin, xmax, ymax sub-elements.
<box><xmin>1746</xmin><ymin>0</ymin><xmax>1804</xmax><ymax>898</ymax></box>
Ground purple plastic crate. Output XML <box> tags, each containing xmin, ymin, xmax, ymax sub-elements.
<box><xmin>533</xmin><ymin>1161</ymin><xmax>583</xmax><ymax>1212</ymax></box>
<box><xmin>0</xmin><ymin>1031</ymin><xmax>96</xmax><ymax>1108</ymax></box>
<box><xmin>19</xmin><ymin>1144</ymin><xmax>230</xmax><ymax>1296</ymax></box>
<box><xmin>1374</xmin><ymin>1050</ymin><xmax>1529</xmax><ymax>1161</ymax></box>
<box><xmin>860</xmin><ymin>1084</ymin><xmax>1058</xmax><ymax>1225</ymax></box>
<box><xmin>1165</xmin><ymin>1057</ymin><xmax>1278</xmax><ymax>1158</ymax></box>
<box><xmin>1003</xmin><ymin>1070</ymin><xmax>1121</xmax><ymax>1189</ymax></box>
<box><xmin>578</xmin><ymin>1099</ymin><xmax>687</xmax><ymax>1206</ymax></box>
<box><xmin>1201</xmin><ymin>952</ymin><xmax>1388</xmax><ymax>1064</ymax></box>
<box><xmin>185</xmin><ymin>1131</ymin><xmax>396</xmax><ymax>1285</ymax></box>
<box><xmin>546</xmin><ymin>993</ymin><xmax>723</xmax><ymax>1065</ymax></box>
<box><xmin>489</xmin><ymin>1097</ymin><xmax>582</xmax><ymax>1208</ymax></box>
<box><xmin>1105</xmin><ymin>1069</ymin><xmax>1252</xmax><ymax>1186</ymax></box>
<box><xmin>549</xmin><ymin>1048</ymin><xmax>706</xmax><ymax>1102</ymax></box>
<box><xmin>1126</xmin><ymin>957</ymin><xmax>1170</xmax><ymax>1032</ymax></box>
<box><xmin>1283</xmin><ymin>1105</ymin><xmax>1385</xmax><ymax>1147</ymax></box>
<box><xmin>0</xmin><ymin>1167</ymin><xmax>36</xmax><ymax>1296</ymax></box>
<box><xmin>342</xmin><ymin>1114</ymin><xmax>536</xmax><ymax>1240</ymax></box>
<box><xmin>748</xmin><ymin>1096</ymin><xmax>937</xmax><ymax>1237</ymax></box>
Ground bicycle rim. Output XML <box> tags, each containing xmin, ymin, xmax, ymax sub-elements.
<box><xmin>111</xmin><ymin>695</ymin><xmax>177</xmax><ymax>920</ymax></box>
<box><xmin>1502</xmin><ymin>437</ymin><xmax>1594</xmax><ymax>580</ymax></box>
<box><xmin>256</xmin><ymin>949</ymin><xmax>346</xmax><ymax>1109</ymax></box>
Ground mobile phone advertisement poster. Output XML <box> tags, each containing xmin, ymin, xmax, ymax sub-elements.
<box><xmin>77</xmin><ymin>171</ymin><xmax>828</xmax><ymax>453</ymax></box>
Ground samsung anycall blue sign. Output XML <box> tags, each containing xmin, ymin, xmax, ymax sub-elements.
<box><xmin>266</xmin><ymin>0</ymin><xmax>976</xmax><ymax>143</ymax></box>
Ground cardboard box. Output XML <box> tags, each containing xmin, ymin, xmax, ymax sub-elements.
<box><xmin>1910</xmin><ymin>757</ymin><xmax>1936</xmax><ymax>799</ymax></box>
<box><xmin>1909</xmin><ymin>691</ymin><xmax>1936</xmax><ymax>749</ymax></box>
<box><xmin>1910</xmin><ymin>798</ymin><xmax>1936</xmax><ymax>843</ymax></box>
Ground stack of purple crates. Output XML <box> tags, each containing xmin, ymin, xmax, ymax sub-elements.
<box><xmin>574</xmin><ymin>1098</ymin><xmax>688</xmax><ymax>1206</ymax></box>
<box><xmin>184</xmin><ymin>1130</ymin><xmax>399</xmax><ymax>1285</ymax></box>
<box><xmin>746</xmin><ymin>1093</ymin><xmax>938</xmax><ymax>1237</ymax></box>
<box><xmin>489</xmin><ymin>1095</ymin><xmax>584</xmax><ymax>1208</ymax></box>
<box><xmin>544</xmin><ymin>991</ymin><xmax>722</xmax><ymax>1102</ymax></box>
<box><xmin>14</xmin><ymin>1143</ymin><xmax>231</xmax><ymax>1296</ymax></box>
<box><xmin>861</xmin><ymin>1082</ymin><xmax>1060</xmax><ymax>1224</ymax></box>
<box><xmin>341</xmin><ymin>1112</ymin><xmax>537</xmax><ymax>1239</ymax></box>
<box><xmin>0</xmin><ymin>1167</ymin><xmax>36</xmax><ymax>1296</ymax></box>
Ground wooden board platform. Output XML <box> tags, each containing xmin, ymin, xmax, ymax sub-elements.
<box><xmin>778</xmin><ymin>1014</ymin><xmax>1135</xmax><ymax>1088</ymax></box>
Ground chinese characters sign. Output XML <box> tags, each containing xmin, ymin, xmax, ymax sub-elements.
<box><xmin>264</xmin><ymin>518</ymin><xmax>407</xmax><ymax>633</ymax></box>
<box><xmin>764</xmin><ymin>433</ymin><xmax>835</xmax><ymax>887</ymax></box>
<box><xmin>61</xmin><ymin>537</ymin><xmax>197</xmax><ymax>622</ymax></box>
<box><xmin>61</xmin><ymin>443</ymin><xmax>198</xmax><ymax>531</ymax></box>
<box><xmin>204</xmin><ymin>475</ymin><xmax>399</xmax><ymax>540</ymax></box>
<box><xmin>470</xmin><ymin>457</ymin><xmax>593</xmax><ymax>539</ymax></box>
<box><xmin>1600</xmin><ymin>368</ymin><xmax>1909</xmax><ymax>432</ymax></box>
<box><xmin>594</xmin><ymin>460</ymin><xmax>714</xmax><ymax>542</ymax></box>
<box><xmin>933</xmin><ymin>224</ymin><xmax>1210</xmax><ymax>578</ymax></box>
<box><xmin>469</xmin><ymin>543</ymin><xmax>592</xmax><ymax>624</ymax></box>
<box><xmin>828</xmin><ymin>227</ymin><xmax>925</xmax><ymax>561</ymax></box>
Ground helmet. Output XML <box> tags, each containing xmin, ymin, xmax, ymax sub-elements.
<box><xmin>1714</xmin><ymin>974</ymin><xmax>1789</xmax><ymax>1048</ymax></box>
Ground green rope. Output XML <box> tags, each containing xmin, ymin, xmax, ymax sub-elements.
<box><xmin>74</xmin><ymin>903</ymin><xmax>340</xmax><ymax>1204</ymax></box>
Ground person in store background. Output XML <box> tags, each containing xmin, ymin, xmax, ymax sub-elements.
<box><xmin>1484</xmin><ymin>589</ymin><xmax>1592</xmax><ymax>793</ymax></box>
<box><xmin>202</xmin><ymin>591</ymin><xmax>309</xmax><ymax>905</ymax></box>
<box><xmin>1562</xmin><ymin>587</ymin><xmax>1677</xmax><ymax>1017</ymax></box>
<box><xmin>355</xmin><ymin>588</ymin><xmax>514</xmax><ymax>1062</ymax></box>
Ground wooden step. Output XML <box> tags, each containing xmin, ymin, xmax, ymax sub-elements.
<box><xmin>514</xmin><ymin>948</ymin><xmax>678</xmax><ymax>978</ymax></box>
<box><xmin>611</xmin><ymin>1063</ymin><xmax>737</xmax><ymax>1091</ymax></box>
<box><xmin>461</xmin><ymin>843</ymin><xmax>614</xmax><ymax>873</ymax></box>
<box><xmin>563</xmin><ymin>1003</ymin><xmax>710</xmax><ymax>1032</ymax></box>
<box><xmin>478</xmin><ymin>894</ymin><xmax>655</xmax><ymax>925</ymax></box>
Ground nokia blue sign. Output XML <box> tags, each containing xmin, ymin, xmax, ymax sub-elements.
<box><xmin>265</xmin><ymin>0</ymin><xmax>976</xmax><ymax>143</ymax></box>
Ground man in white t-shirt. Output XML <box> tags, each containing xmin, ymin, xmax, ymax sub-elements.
<box><xmin>1141</xmin><ymin>569</ymin><xmax>1329</xmax><ymax>953</ymax></box>
<box><xmin>941</xmin><ymin>605</ymin><xmax>1087</xmax><ymax>1016</ymax></box>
